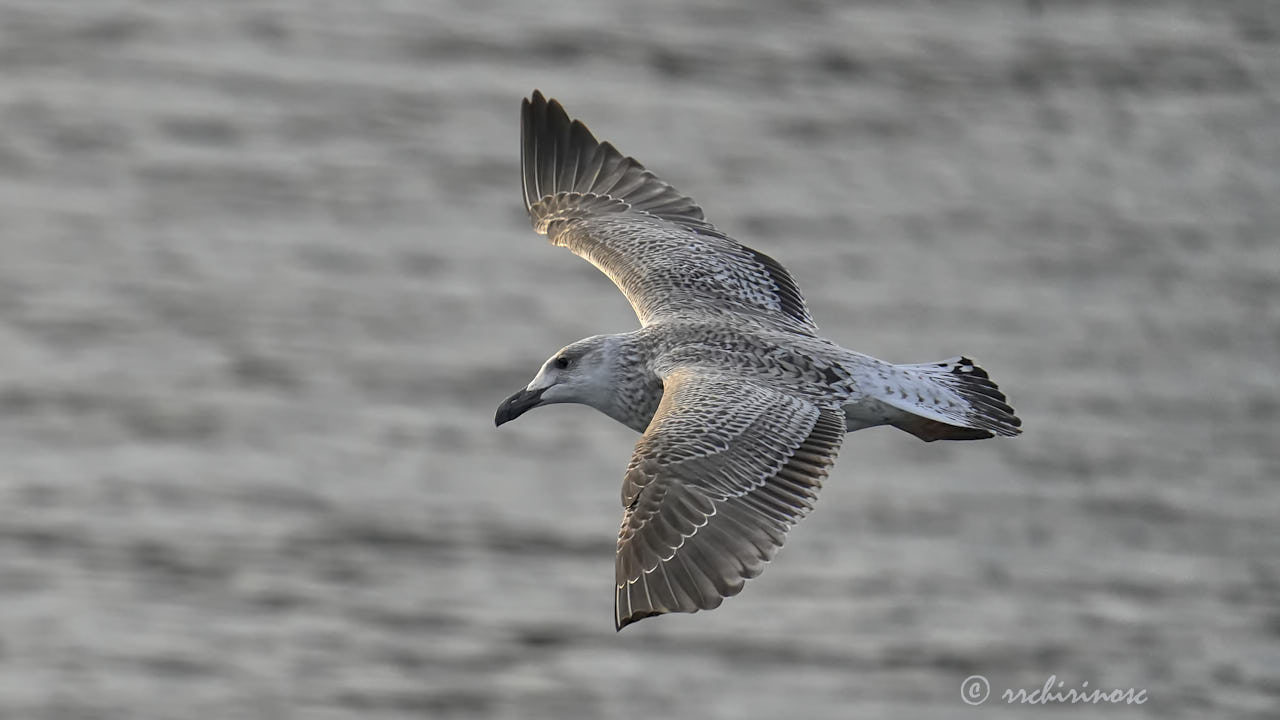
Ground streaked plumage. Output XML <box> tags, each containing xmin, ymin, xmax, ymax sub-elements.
<box><xmin>496</xmin><ymin>91</ymin><xmax>1021</xmax><ymax>630</ymax></box>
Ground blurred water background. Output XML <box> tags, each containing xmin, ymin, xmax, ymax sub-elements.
<box><xmin>0</xmin><ymin>0</ymin><xmax>1278</xmax><ymax>718</ymax></box>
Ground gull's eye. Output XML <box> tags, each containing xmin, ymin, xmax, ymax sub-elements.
<box><xmin>553</xmin><ymin>356</ymin><xmax>570</xmax><ymax>370</ymax></box>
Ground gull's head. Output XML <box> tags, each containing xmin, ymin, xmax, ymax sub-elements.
<box><xmin>495</xmin><ymin>336</ymin><xmax>617</xmax><ymax>427</ymax></box>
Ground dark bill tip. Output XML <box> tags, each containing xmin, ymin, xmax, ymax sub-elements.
<box><xmin>494</xmin><ymin>387</ymin><xmax>545</xmax><ymax>427</ymax></box>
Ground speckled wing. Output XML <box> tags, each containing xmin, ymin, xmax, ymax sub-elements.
<box><xmin>614</xmin><ymin>368</ymin><xmax>845</xmax><ymax>630</ymax></box>
<box><xmin>521</xmin><ymin>91</ymin><xmax>817</xmax><ymax>335</ymax></box>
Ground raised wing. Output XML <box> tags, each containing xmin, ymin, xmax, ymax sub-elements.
<box><xmin>614</xmin><ymin>368</ymin><xmax>845</xmax><ymax>630</ymax></box>
<box><xmin>521</xmin><ymin>91</ymin><xmax>817</xmax><ymax>335</ymax></box>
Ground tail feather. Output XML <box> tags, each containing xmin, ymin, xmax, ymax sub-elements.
<box><xmin>878</xmin><ymin>356</ymin><xmax>1022</xmax><ymax>441</ymax></box>
<box><xmin>892</xmin><ymin>416</ymin><xmax>995</xmax><ymax>442</ymax></box>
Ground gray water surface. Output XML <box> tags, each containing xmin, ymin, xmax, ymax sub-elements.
<box><xmin>0</xmin><ymin>1</ymin><xmax>1277</xmax><ymax>718</ymax></box>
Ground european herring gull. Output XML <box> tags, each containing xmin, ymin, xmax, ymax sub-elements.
<box><xmin>495</xmin><ymin>91</ymin><xmax>1021</xmax><ymax>630</ymax></box>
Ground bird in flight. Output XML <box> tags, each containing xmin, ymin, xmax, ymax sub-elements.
<box><xmin>496</xmin><ymin>91</ymin><xmax>1021</xmax><ymax>630</ymax></box>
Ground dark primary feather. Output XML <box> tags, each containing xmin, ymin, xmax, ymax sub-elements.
<box><xmin>522</xmin><ymin>91</ymin><xmax>718</xmax><ymax>236</ymax></box>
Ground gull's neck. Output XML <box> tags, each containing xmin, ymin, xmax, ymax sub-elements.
<box><xmin>593</xmin><ymin>332</ymin><xmax>663</xmax><ymax>433</ymax></box>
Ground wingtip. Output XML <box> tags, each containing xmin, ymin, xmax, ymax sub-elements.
<box><xmin>616</xmin><ymin>608</ymin><xmax>664</xmax><ymax>632</ymax></box>
<box><xmin>523</xmin><ymin>89</ymin><xmax>564</xmax><ymax>123</ymax></box>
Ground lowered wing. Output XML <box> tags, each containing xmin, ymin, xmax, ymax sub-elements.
<box><xmin>613</xmin><ymin>367</ymin><xmax>845</xmax><ymax>629</ymax></box>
